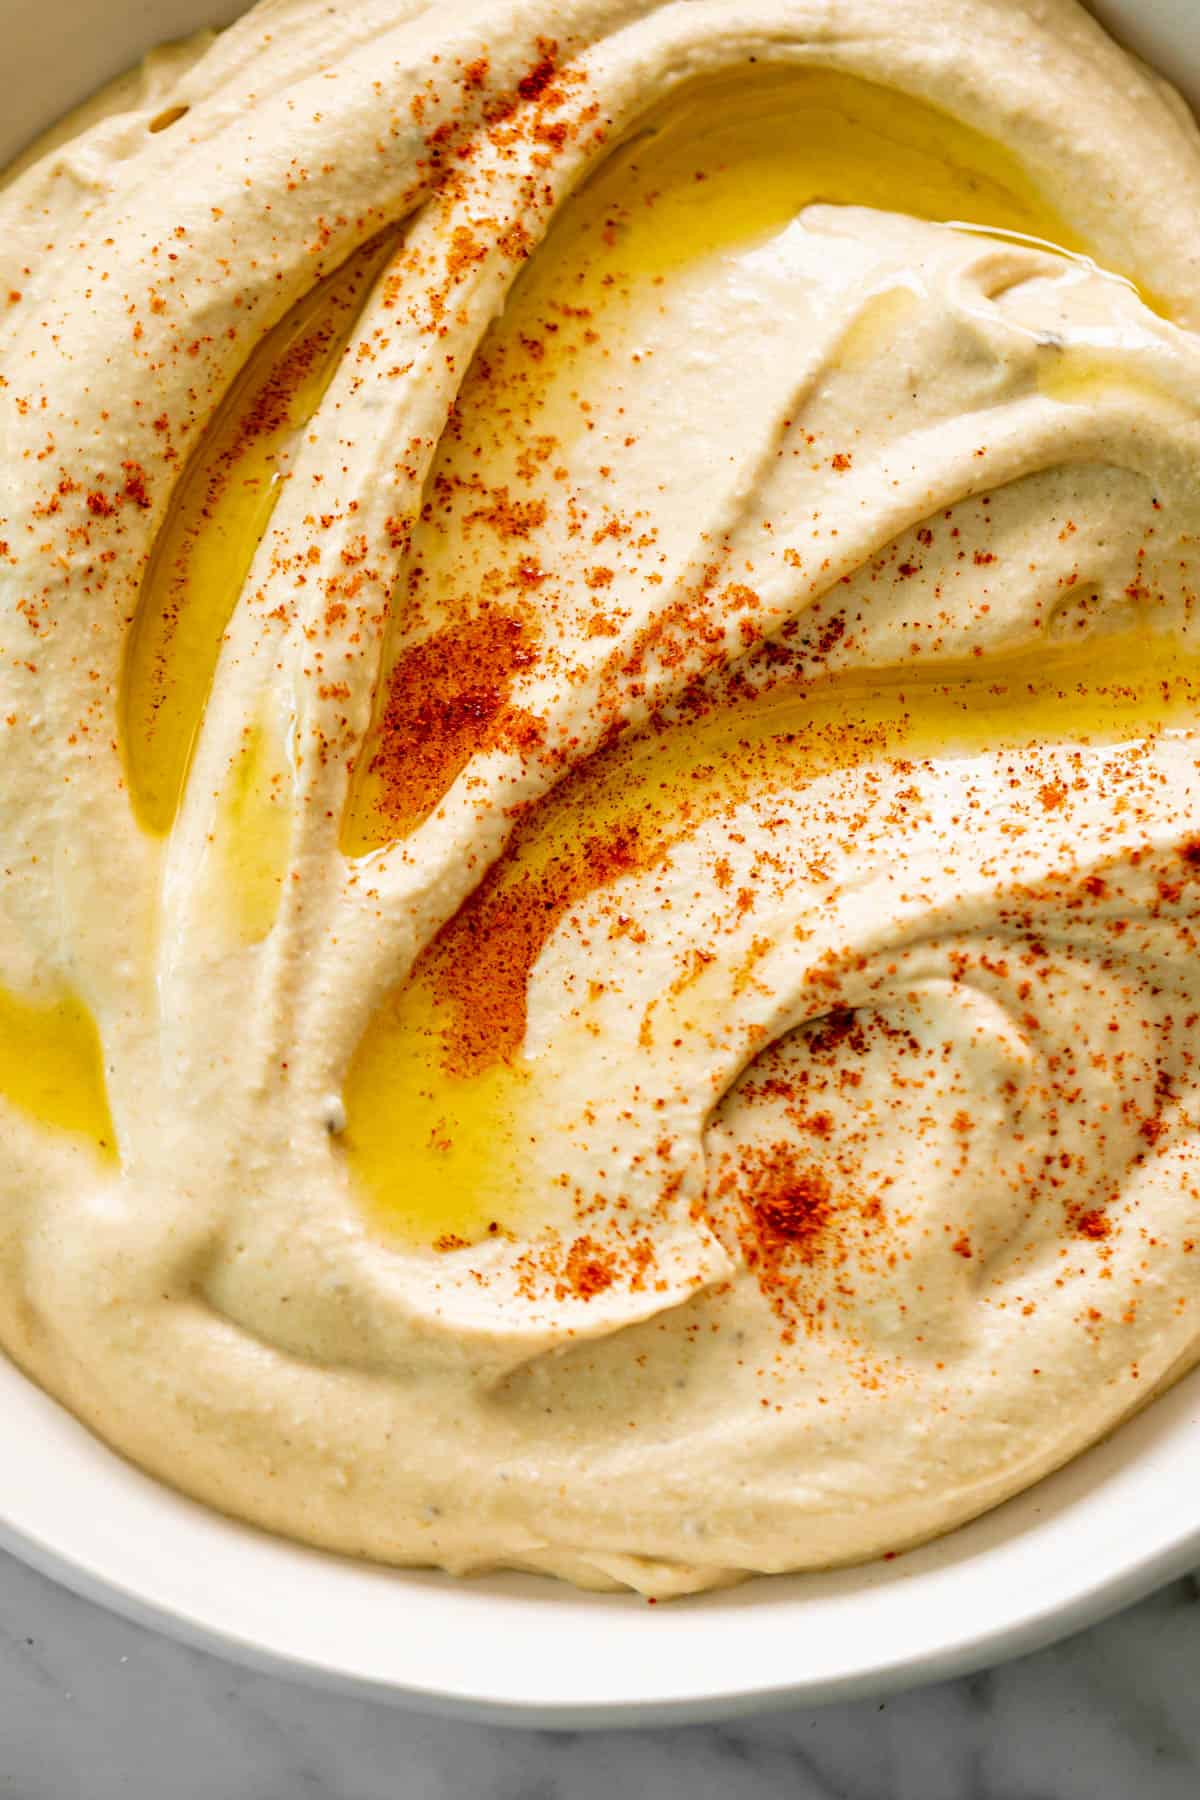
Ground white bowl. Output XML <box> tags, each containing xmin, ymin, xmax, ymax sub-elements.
<box><xmin>2</xmin><ymin>0</ymin><xmax>1199</xmax><ymax>1727</ymax></box>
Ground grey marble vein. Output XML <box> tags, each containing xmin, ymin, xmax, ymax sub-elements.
<box><xmin>1</xmin><ymin>1551</ymin><xmax>1198</xmax><ymax>1799</ymax></box>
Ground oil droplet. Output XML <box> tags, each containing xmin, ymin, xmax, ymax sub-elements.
<box><xmin>344</xmin><ymin>629</ymin><xmax>1200</xmax><ymax>1245</ymax></box>
<box><xmin>0</xmin><ymin>983</ymin><xmax>115</xmax><ymax>1158</ymax></box>
<box><xmin>121</xmin><ymin>234</ymin><xmax>393</xmax><ymax>838</ymax></box>
<box><xmin>342</xmin><ymin>66</ymin><xmax>1083</xmax><ymax>854</ymax></box>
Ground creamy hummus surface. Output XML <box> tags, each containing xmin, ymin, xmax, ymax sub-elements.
<box><xmin>6</xmin><ymin>0</ymin><xmax>1200</xmax><ymax>1596</ymax></box>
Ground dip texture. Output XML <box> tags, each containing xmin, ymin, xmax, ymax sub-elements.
<box><xmin>4</xmin><ymin>0</ymin><xmax>1200</xmax><ymax>1595</ymax></box>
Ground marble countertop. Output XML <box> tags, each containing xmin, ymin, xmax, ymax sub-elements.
<box><xmin>2</xmin><ymin>1552</ymin><xmax>1197</xmax><ymax>1798</ymax></box>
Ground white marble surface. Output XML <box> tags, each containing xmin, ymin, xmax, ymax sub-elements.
<box><xmin>1</xmin><ymin>1552</ymin><xmax>1197</xmax><ymax>1797</ymax></box>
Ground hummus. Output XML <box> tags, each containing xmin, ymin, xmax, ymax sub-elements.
<box><xmin>4</xmin><ymin>0</ymin><xmax>1200</xmax><ymax>1597</ymax></box>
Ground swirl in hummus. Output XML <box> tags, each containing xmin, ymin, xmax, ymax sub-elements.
<box><xmin>3</xmin><ymin>0</ymin><xmax>1200</xmax><ymax>1596</ymax></box>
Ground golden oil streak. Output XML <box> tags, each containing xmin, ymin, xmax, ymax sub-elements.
<box><xmin>121</xmin><ymin>236</ymin><xmax>394</xmax><ymax>838</ymax></box>
<box><xmin>341</xmin><ymin>66</ymin><xmax>1085</xmax><ymax>855</ymax></box>
<box><xmin>584</xmin><ymin>65</ymin><xmax>1084</xmax><ymax>278</ymax></box>
<box><xmin>0</xmin><ymin>984</ymin><xmax>115</xmax><ymax>1159</ymax></box>
<box><xmin>338</xmin><ymin>58</ymin><xmax>1171</xmax><ymax>1240</ymax></box>
<box><xmin>344</xmin><ymin>629</ymin><xmax>1200</xmax><ymax>1246</ymax></box>
<box><xmin>344</xmin><ymin>966</ymin><xmax>531</xmax><ymax>1248</ymax></box>
<box><xmin>209</xmin><ymin>714</ymin><xmax>294</xmax><ymax>947</ymax></box>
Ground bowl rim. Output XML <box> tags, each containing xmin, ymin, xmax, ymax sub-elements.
<box><xmin>2</xmin><ymin>1351</ymin><xmax>1199</xmax><ymax>1726</ymax></box>
<box><xmin>6</xmin><ymin>1505</ymin><xmax>1200</xmax><ymax>1728</ymax></box>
